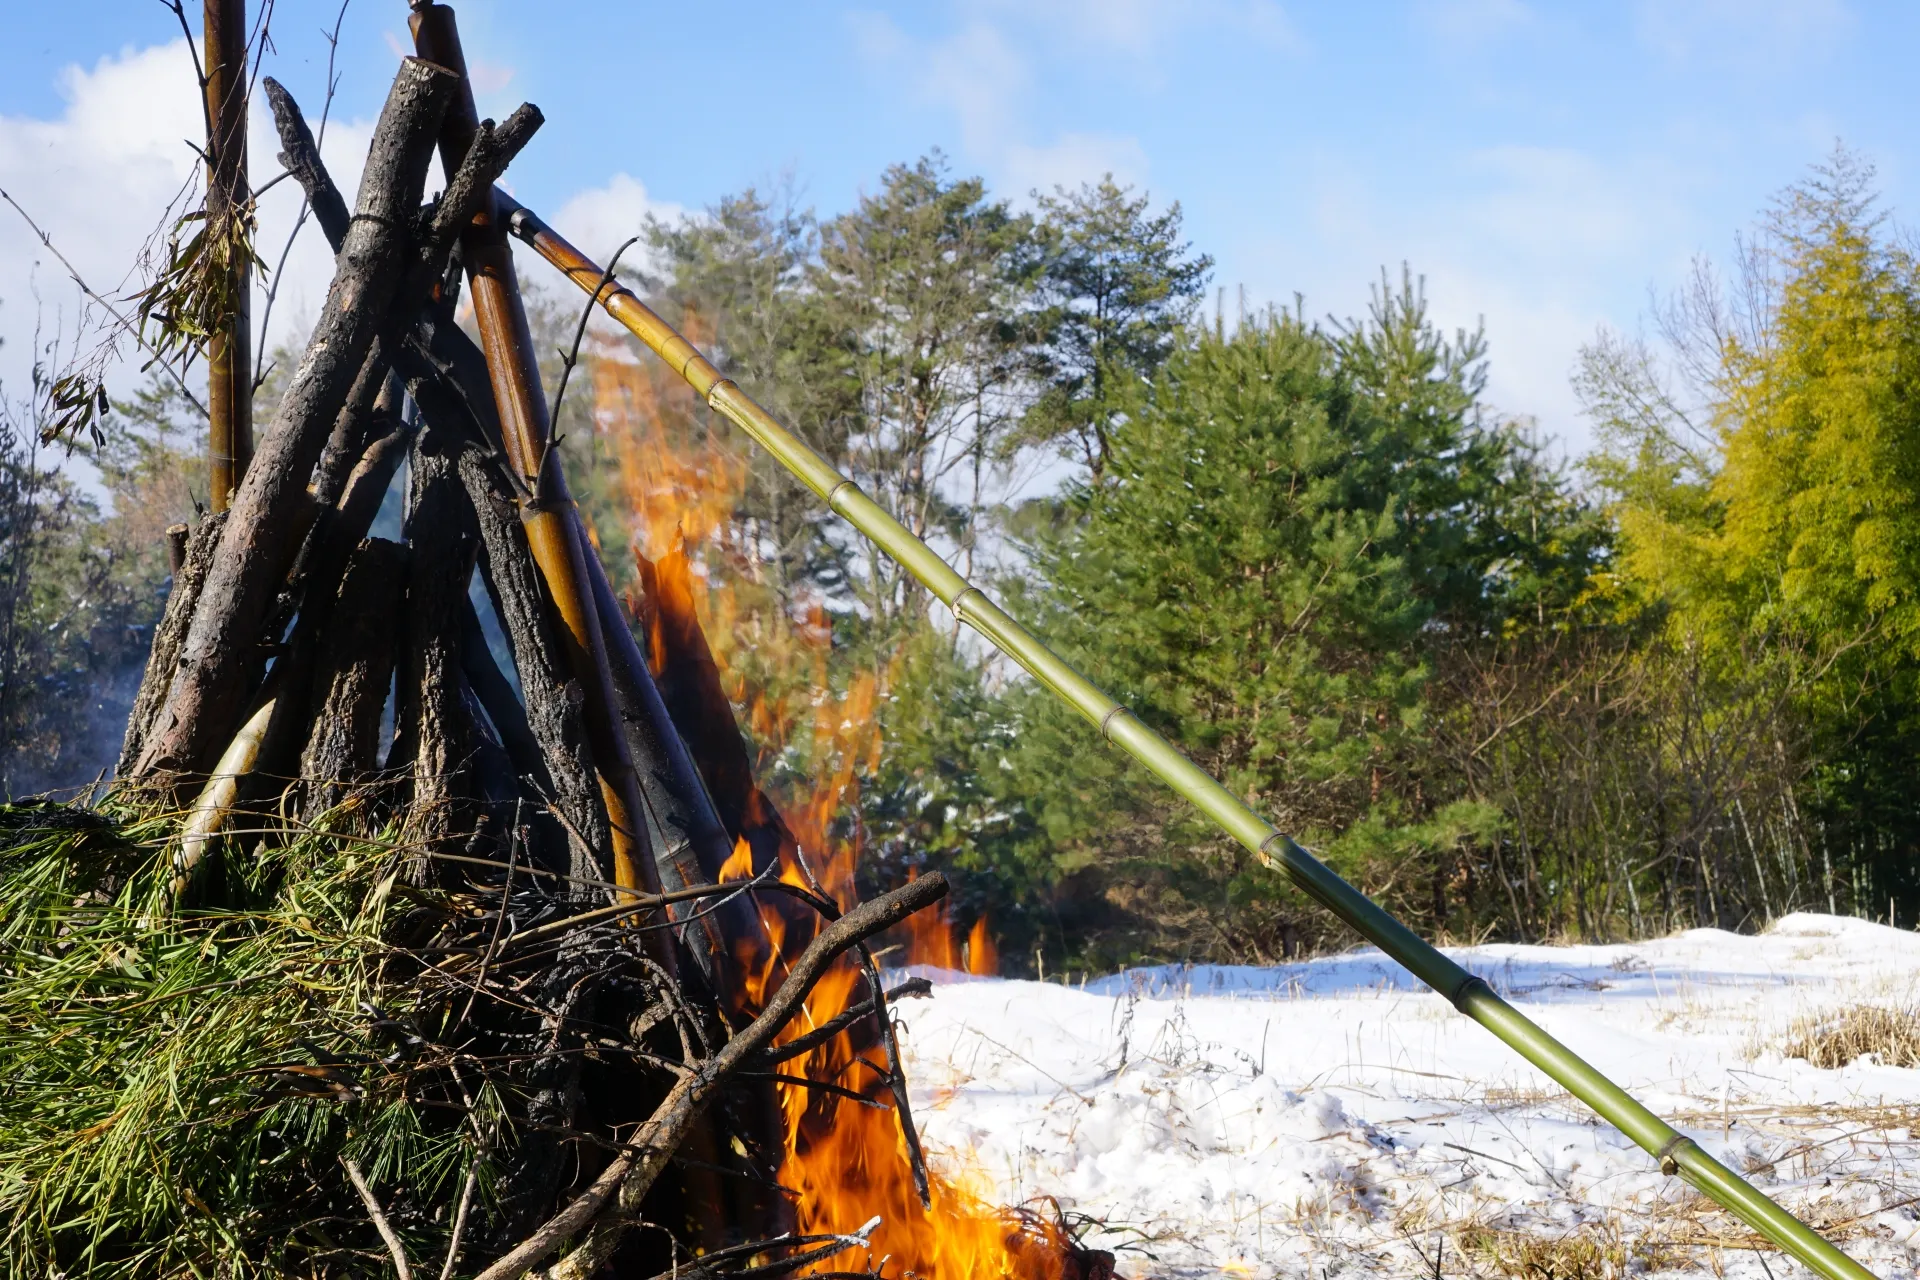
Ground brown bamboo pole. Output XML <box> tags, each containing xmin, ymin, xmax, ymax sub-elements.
<box><xmin>203</xmin><ymin>0</ymin><xmax>251</xmax><ymax>511</ymax></box>
<box><xmin>407</xmin><ymin>3</ymin><xmax>660</xmax><ymax>905</ymax></box>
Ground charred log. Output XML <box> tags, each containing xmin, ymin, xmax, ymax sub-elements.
<box><xmin>119</xmin><ymin>510</ymin><xmax>227</xmax><ymax>776</ymax></box>
<box><xmin>635</xmin><ymin>549</ymin><xmax>797</xmax><ymax>877</ymax></box>
<box><xmin>453</xmin><ymin>445</ymin><xmax>611</xmax><ymax>894</ymax></box>
<box><xmin>299</xmin><ymin>537</ymin><xmax>407</xmax><ymax>814</ymax></box>
<box><xmin>399</xmin><ymin>433</ymin><xmax>481</xmax><ymax>860</ymax></box>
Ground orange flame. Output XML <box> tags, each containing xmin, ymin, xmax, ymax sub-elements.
<box><xmin>593</xmin><ymin>346</ymin><xmax>1053</xmax><ymax>1279</ymax></box>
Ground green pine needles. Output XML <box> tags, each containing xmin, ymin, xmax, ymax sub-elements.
<box><xmin>0</xmin><ymin>800</ymin><xmax>487</xmax><ymax>1278</ymax></box>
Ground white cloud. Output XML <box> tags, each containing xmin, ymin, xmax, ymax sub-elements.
<box><xmin>0</xmin><ymin>42</ymin><xmax>201</xmax><ymax>394</ymax></box>
<box><xmin>1633</xmin><ymin>0</ymin><xmax>1854</xmax><ymax>68</ymax></box>
<box><xmin>537</xmin><ymin>169</ymin><xmax>687</xmax><ymax>272</ymax></box>
<box><xmin>0</xmin><ymin>38</ymin><xmax>382</xmax><ymax>408</ymax></box>
<box><xmin>1003</xmin><ymin>133</ymin><xmax>1150</xmax><ymax>197</ymax></box>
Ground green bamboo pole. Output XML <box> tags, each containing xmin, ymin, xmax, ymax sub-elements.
<box><xmin>500</xmin><ymin>191</ymin><xmax>1880</xmax><ymax>1280</ymax></box>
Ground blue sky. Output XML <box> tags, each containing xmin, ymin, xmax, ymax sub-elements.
<box><xmin>3</xmin><ymin>0</ymin><xmax>1916</xmax><ymax>456</ymax></box>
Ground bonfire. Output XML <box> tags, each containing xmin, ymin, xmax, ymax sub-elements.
<box><xmin>0</xmin><ymin>5</ymin><xmax>1879</xmax><ymax>1280</ymax></box>
<box><xmin>0</xmin><ymin>5</ymin><xmax>1102</xmax><ymax>1277</ymax></box>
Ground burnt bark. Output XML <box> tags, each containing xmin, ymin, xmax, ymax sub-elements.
<box><xmin>300</xmin><ymin>537</ymin><xmax>407</xmax><ymax>814</ymax></box>
<box><xmin>401</xmin><ymin>435</ymin><xmax>480</xmax><ymax>856</ymax></box>
<box><xmin>120</xmin><ymin>511</ymin><xmax>227</xmax><ymax>776</ymax></box>
<box><xmin>455</xmin><ymin>445</ymin><xmax>610</xmax><ymax>894</ymax></box>
<box><xmin>264</xmin><ymin>75</ymin><xmax>350</xmax><ymax>249</ymax></box>
<box><xmin>635</xmin><ymin>549</ymin><xmax>797</xmax><ymax>874</ymax></box>
<box><xmin>138</xmin><ymin>58</ymin><xmax>459</xmax><ymax>778</ymax></box>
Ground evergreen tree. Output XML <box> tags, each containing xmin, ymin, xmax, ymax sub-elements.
<box><xmin>985</xmin><ymin>297</ymin><xmax>1560</xmax><ymax>963</ymax></box>
<box><xmin>1580</xmin><ymin>149</ymin><xmax>1920</xmax><ymax>913</ymax></box>
<box><xmin>812</xmin><ymin>153</ymin><xmax>1042</xmax><ymax>637</ymax></box>
<box><xmin>1019</xmin><ymin>178</ymin><xmax>1212</xmax><ymax>482</ymax></box>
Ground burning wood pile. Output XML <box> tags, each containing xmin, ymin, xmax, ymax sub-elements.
<box><xmin>0</xmin><ymin>4</ymin><xmax>1108</xmax><ymax>1278</ymax></box>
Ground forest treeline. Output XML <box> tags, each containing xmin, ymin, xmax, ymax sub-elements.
<box><xmin>4</xmin><ymin>147</ymin><xmax>1917</xmax><ymax>968</ymax></box>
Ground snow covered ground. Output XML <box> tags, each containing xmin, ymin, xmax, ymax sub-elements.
<box><xmin>889</xmin><ymin>913</ymin><xmax>1920</xmax><ymax>1279</ymax></box>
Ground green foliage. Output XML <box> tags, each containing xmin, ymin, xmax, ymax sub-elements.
<box><xmin>1018</xmin><ymin>177</ymin><xmax>1212</xmax><ymax>480</ymax></box>
<box><xmin>0</xmin><ymin>803</ymin><xmax>477</xmax><ymax>1278</ymax></box>
<box><xmin>1581</xmin><ymin>148</ymin><xmax>1920</xmax><ymax>917</ymax></box>
<box><xmin>960</xmin><ymin>286</ymin><xmax>1590</xmax><ymax>963</ymax></box>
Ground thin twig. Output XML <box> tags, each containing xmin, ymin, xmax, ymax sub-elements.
<box><xmin>342</xmin><ymin>1155</ymin><xmax>414</xmax><ymax>1280</ymax></box>
<box><xmin>157</xmin><ymin>0</ymin><xmax>212</xmax><ymax>134</ymax></box>
<box><xmin>457</xmin><ymin>797</ymin><xmax>521</xmax><ymax>1029</ymax></box>
<box><xmin>547</xmin><ymin>234</ymin><xmax>638</xmax><ymax>432</ymax></box>
<box><xmin>253</xmin><ymin>0</ymin><xmax>351</xmax><ymax>388</ymax></box>
<box><xmin>737</xmin><ymin>1071</ymin><xmax>888</xmax><ymax>1110</ymax></box>
<box><xmin>440</xmin><ymin>1158</ymin><xmax>481</xmax><ymax>1280</ymax></box>
<box><xmin>757</xmin><ymin>977</ymin><xmax>932</xmax><ymax>1066</ymax></box>
<box><xmin>0</xmin><ymin>187</ymin><xmax>210</xmax><ymax>420</ymax></box>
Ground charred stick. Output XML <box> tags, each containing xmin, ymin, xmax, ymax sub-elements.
<box><xmin>473</xmin><ymin>873</ymin><xmax>950</xmax><ymax>1280</ymax></box>
<box><xmin>423</xmin><ymin>103</ymin><xmax>543</xmax><ymax>262</ymax></box>
<box><xmin>299</xmin><ymin>538</ymin><xmax>407</xmax><ymax>812</ymax></box>
<box><xmin>314</xmin><ymin>367</ymin><xmax>403</xmax><ymax>509</ymax></box>
<box><xmin>633</xmin><ymin>549</ymin><xmax>778</xmax><ymax>856</ymax></box>
<box><xmin>454</xmin><ymin>445</ymin><xmax>611</xmax><ymax>894</ymax></box>
<box><xmin>735</xmin><ymin>1072</ymin><xmax>887</xmax><ymax>1110</ymax></box>
<box><xmin>137</xmin><ymin>57</ymin><xmax>458</xmax><ymax>780</ymax></box>
<box><xmin>644</xmin><ymin>1225</ymin><xmax>884</xmax><ymax>1280</ymax></box>
<box><xmin>120</xmin><ymin>511</ymin><xmax>227</xmax><ymax>777</ymax></box>
<box><xmin>402</xmin><ymin>437</ymin><xmax>481</xmax><ymax>859</ymax></box>
<box><xmin>263</xmin><ymin>75</ymin><xmax>349</xmax><ymax>248</ymax></box>
<box><xmin>785</xmin><ymin>843</ymin><xmax>933</xmax><ymax>1206</ymax></box>
<box><xmin>862</xmin><ymin>943</ymin><xmax>930</xmax><ymax>1209</ymax></box>
<box><xmin>259</xmin><ymin>373</ymin><xmax>414</xmax><ymax>786</ymax></box>
<box><xmin>588</xmin><ymin>550</ymin><xmax>748</xmax><ymax>974</ymax></box>
<box><xmin>755</xmin><ymin>977</ymin><xmax>932</xmax><ymax>1067</ymax></box>
<box><xmin>641</xmin><ymin>1228</ymin><xmax>875</xmax><ymax>1278</ymax></box>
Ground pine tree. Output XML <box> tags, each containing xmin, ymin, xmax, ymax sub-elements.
<box><xmin>1020</xmin><ymin>177</ymin><xmax>1212</xmax><ymax>482</ymax></box>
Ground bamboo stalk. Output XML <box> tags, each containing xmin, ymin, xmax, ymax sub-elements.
<box><xmin>503</xmin><ymin>193</ymin><xmax>1880</xmax><ymax>1280</ymax></box>
<box><xmin>203</xmin><ymin>0</ymin><xmax>251</xmax><ymax>511</ymax></box>
<box><xmin>172</xmin><ymin>688</ymin><xmax>276</xmax><ymax>897</ymax></box>
<box><xmin>409</xmin><ymin>4</ymin><xmax>660</xmax><ymax>907</ymax></box>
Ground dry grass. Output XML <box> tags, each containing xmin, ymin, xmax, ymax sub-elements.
<box><xmin>1784</xmin><ymin>1004</ymin><xmax>1920</xmax><ymax>1069</ymax></box>
<box><xmin>1455</xmin><ymin>1219</ymin><xmax>1678</xmax><ymax>1280</ymax></box>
